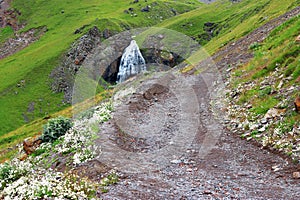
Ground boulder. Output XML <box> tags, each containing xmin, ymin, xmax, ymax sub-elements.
<box><xmin>102</xmin><ymin>28</ymin><xmax>111</xmax><ymax>39</ymax></box>
<box><xmin>23</xmin><ymin>136</ymin><xmax>42</xmax><ymax>155</ymax></box>
<box><xmin>293</xmin><ymin>172</ymin><xmax>300</xmax><ymax>179</ymax></box>
<box><xmin>294</xmin><ymin>96</ymin><xmax>300</xmax><ymax>112</ymax></box>
<box><xmin>141</xmin><ymin>5</ymin><xmax>150</xmax><ymax>12</ymax></box>
<box><xmin>264</xmin><ymin>108</ymin><xmax>286</xmax><ymax>119</ymax></box>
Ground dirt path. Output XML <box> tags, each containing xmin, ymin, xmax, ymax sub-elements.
<box><xmin>94</xmin><ymin>7</ymin><xmax>300</xmax><ymax>200</ymax></box>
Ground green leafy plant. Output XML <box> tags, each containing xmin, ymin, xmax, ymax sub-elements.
<box><xmin>258</xmin><ymin>86</ymin><xmax>272</xmax><ymax>97</ymax></box>
<box><xmin>41</xmin><ymin>116</ymin><xmax>72</xmax><ymax>143</ymax></box>
<box><xmin>0</xmin><ymin>161</ymin><xmax>30</xmax><ymax>190</ymax></box>
<box><xmin>249</xmin><ymin>42</ymin><xmax>261</xmax><ymax>50</ymax></box>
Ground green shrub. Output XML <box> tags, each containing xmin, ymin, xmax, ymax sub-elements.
<box><xmin>258</xmin><ymin>86</ymin><xmax>272</xmax><ymax>97</ymax></box>
<box><xmin>0</xmin><ymin>163</ymin><xmax>14</xmax><ymax>189</ymax></box>
<box><xmin>41</xmin><ymin>117</ymin><xmax>72</xmax><ymax>143</ymax></box>
<box><xmin>249</xmin><ymin>42</ymin><xmax>261</xmax><ymax>50</ymax></box>
<box><xmin>0</xmin><ymin>162</ymin><xmax>27</xmax><ymax>189</ymax></box>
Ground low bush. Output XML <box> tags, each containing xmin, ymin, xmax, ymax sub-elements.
<box><xmin>41</xmin><ymin>116</ymin><xmax>72</xmax><ymax>143</ymax></box>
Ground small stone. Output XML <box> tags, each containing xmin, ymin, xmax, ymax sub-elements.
<box><xmin>258</xmin><ymin>126</ymin><xmax>266</xmax><ymax>132</ymax></box>
<box><xmin>296</xmin><ymin>35</ymin><xmax>300</xmax><ymax>43</ymax></box>
<box><xmin>18</xmin><ymin>154</ymin><xmax>27</xmax><ymax>161</ymax></box>
<box><xmin>158</xmin><ymin>34</ymin><xmax>164</xmax><ymax>39</ymax></box>
<box><xmin>246</xmin><ymin>104</ymin><xmax>252</xmax><ymax>109</ymax></box>
<box><xmin>170</xmin><ymin>159</ymin><xmax>181</xmax><ymax>164</ymax></box>
<box><xmin>272</xmin><ymin>165</ymin><xmax>281</xmax><ymax>172</ymax></box>
<box><xmin>226</xmin><ymin>67</ymin><xmax>232</xmax><ymax>72</ymax></box>
<box><xmin>186</xmin><ymin>168</ymin><xmax>193</xmax><ymax>172</ymax></box>
<box><xmin>277</xmin><ymin>80</ymin><xmax>284</xmax><ymax>89</ymax></box>
<box><xmin>293</xmin><ymin>172</ymin><xmax>300</xmax><ymax>179</ymax></box>
<box><xmin>203</xmin><ymin>190</ymin><xmax>213</xmax><ymax>195</ymax></box>
<box><xmin>264</xmin><ymin>108</ymin><xmax>286</xmax><ymax>119</ymax></box>
<box><xmin>141</xmin><ymin>5</ymin><xmax>150</xmax><ymax>12</ymax></box>
<box><xmin>224</xmin><ymin>119</ymin><xmax>230</xmax><ymax>124</ymax></box>
<box><xmin>260</xmin><ymin>118</ymin><xmax>268</xmax><ymax>124</ymax></box>
<box><xmin>250</xmin><ymin>124</ymin><xmax>259</xmax><ymax>130</ymax></box>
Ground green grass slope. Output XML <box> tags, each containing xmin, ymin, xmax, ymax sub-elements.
<box><xmin>0</xmin><ymin>0</ymin><xmax>201</xmax><ymax>136</ymax></box>
<box><xmin>228</xmin><ymin>15</ymin><xmax>300</xmax><ymax>159</ymax></box>
<box><xmin>158</xmin><ymin>0</ymin><xmax>299</xmax><ymax>53</ymax></box>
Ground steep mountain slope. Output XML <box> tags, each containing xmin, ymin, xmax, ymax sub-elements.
<box><xmin>1</xmin><ymin>4</ymin><xmax>300</xmax><ymax>198</ymax></box>
<box><xmin>224</xmin><ymin>14</ymin><xmax>300</xmax><ymax>160</ymax></box>
<box><xmin>159</xmin><ymin>0</ymin><xmax>299</xmax><ymax>52</ymax></box>
<box><xmin>0</xmin><ymin>0</ymin><xmax>201</xmax><ymax>136</ymax></box>
<box><xmin>0</xmin><ymin>1</ymin><xmax>300</xmax><ymax>199</ymax></box>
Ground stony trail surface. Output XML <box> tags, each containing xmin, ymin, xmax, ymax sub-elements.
<box><xmin>92</xmin><ymin>6</ymin><xmax>300</xmax><ymax>200</ymax></box>
<box><xmin>98</xmin><ymin>75</ymin><xmax>300</xmax><ymax>199</ymax></box>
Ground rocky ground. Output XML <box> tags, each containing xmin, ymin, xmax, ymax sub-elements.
<box><xmin>0</xmin><ymin>0</ymin><xmax>46</xmax><ymax>60</ymax></box>
<box><xmin>0</xmin><ymin>27</ymin><xmax>46</xmax><ymax>59</ymax></box>
<box><xmin>90</xmin><ymin>6</ymin><xmax>300</xmax><ymax>200</ymax></box>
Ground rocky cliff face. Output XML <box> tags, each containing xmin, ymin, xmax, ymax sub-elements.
<box><xmin>51</xmin><ymin>27</ymin><xmax>189</xmax><ymax>103</ymax></box>
<box><xmin>50</xmin><ymin>26</ymin><xmax>101</xmax><ymax>103</ymax></box>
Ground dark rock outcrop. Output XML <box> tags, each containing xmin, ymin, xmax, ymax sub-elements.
<box><xmin>50</xmin><ymin>26</ymin><xmax>101</xmax><ymax>103</ymax></box>
<box><xmin>140</xmin><ymin>34</ymin><xmax>185</xmax><ymax>68</ymax></box>
<box><xmin>141</xmin><ymin>5</ymin><xmax>150</xmax><ymax>12</ymax></box>
<box><xmin>0</xmin><ymin>8</ymin><xmax>21</xmax><ymax>29</ymax></box>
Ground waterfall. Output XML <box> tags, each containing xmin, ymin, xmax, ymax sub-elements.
<box><xmin>116</xmin><ymin>40</ymin><xmax>146</xmax><ymax>83</ymax></box>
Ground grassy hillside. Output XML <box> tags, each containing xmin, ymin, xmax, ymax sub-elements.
<box><xmin>227</xmin><ymin>15</ymin><xmax>300</xmax><ymax>159</ymax></box>
<box><xmin>159</xmin><ymin>0</ymin><xmax>299</xmax><ymax>53</ymax></box>
<box><xmin>0</xmin><ymin>0</ymin><xmax>201</xmax><ymax>136</ymax></box>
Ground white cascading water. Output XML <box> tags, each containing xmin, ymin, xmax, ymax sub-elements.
<box><xmin>116</xmin><ymin>40</ymin><xmax>146</xmax><ymax>83</ymax></box>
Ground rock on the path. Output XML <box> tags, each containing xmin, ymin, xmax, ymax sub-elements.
<box><xmin>260</xmin><ymin>118</ymin><xmax>268</xmax><ymax>124</ymax></box>
<box><xmin>170</xmin><ymin>159</ymin><xmax>182</xmax><ymax>164</ymax></box>
<box><xmin>258</xmin><ymin>126</ymin><xmax>266</xmax><ymax>132</ymax></box>
<box><xmin>293</xmin><ymin>172</ymin><xmax>300</xmax><ymax>179</ymax></box>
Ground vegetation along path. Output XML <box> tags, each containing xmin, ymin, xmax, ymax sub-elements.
<box><xmin>93</xmin><ymin>6</ymin><xmax>300</xmax><ymax>199</ymax></box>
